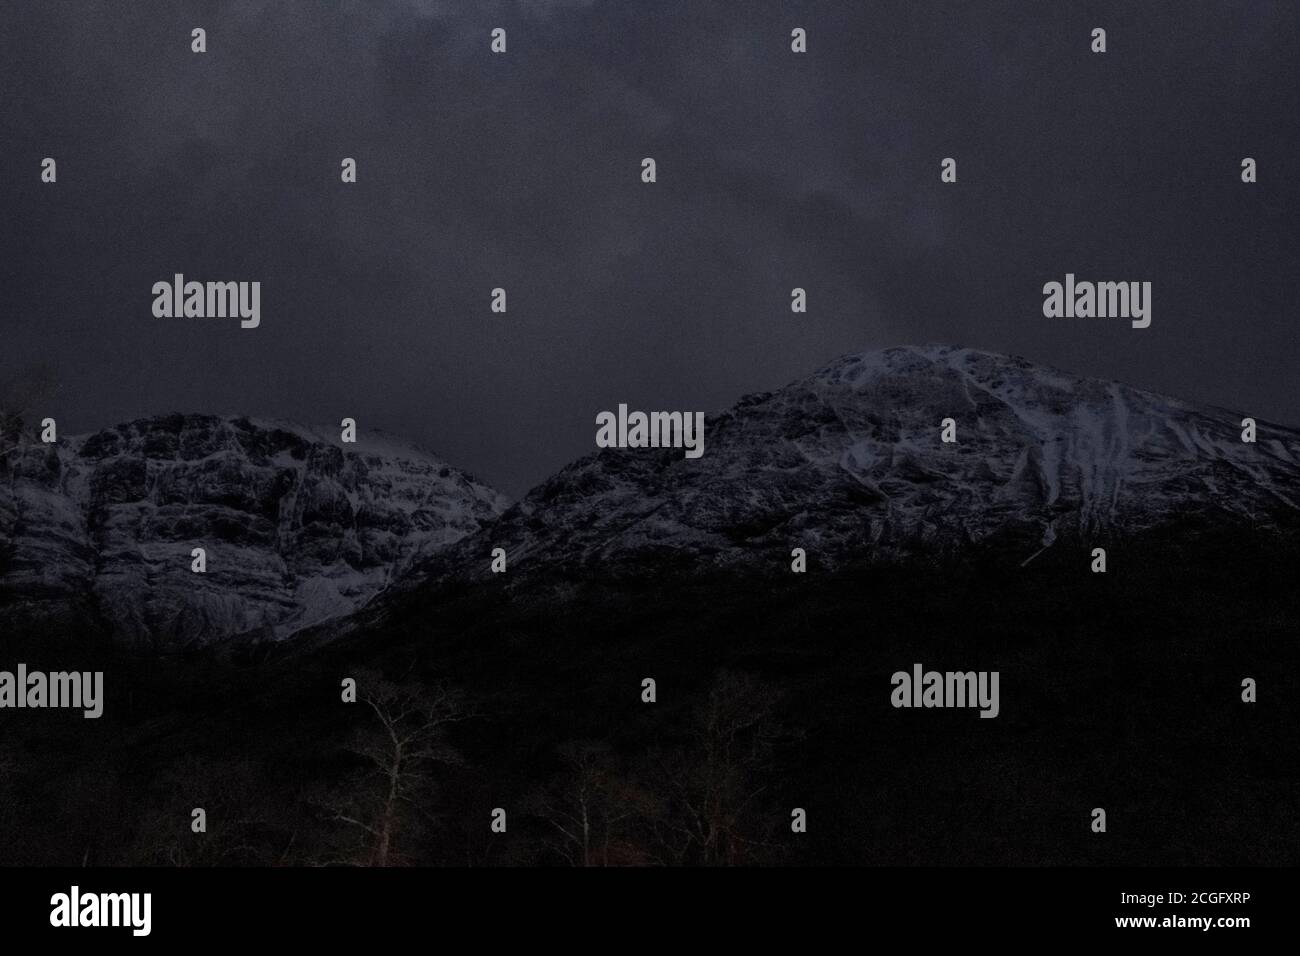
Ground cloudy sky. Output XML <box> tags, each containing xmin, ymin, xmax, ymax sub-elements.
<box><xmin>2</xmin><ymin>0</ymin><xmax>1297</xmax><ymax>496</ymax></box>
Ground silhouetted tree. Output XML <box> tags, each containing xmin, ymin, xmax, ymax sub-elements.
<box><xmin>314</xmin><ymin>668</ymin><xmax>471</xmax><ymax>866</ymax></box>
<box><xmin>643</xmin><ymin>670</ymin><xmax>793</xmax><ymax>865</ymax></box>
<box><xmin>128</xmin><ymin>756</ymin><xmax>284</xmax><ymax>866</ymax></box>
<box><xmin>529</xmin><ymin>740</ymin><xmax>655</xmax><ymax>866</ymax></box>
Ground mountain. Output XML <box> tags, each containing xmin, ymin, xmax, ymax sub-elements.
<box><xmin>0</xmin><ymin>414</ymin><xmax>508</xmax><ymax>648</ymax></box>
<box><xmin>397</xmin><ymin>345</ymin><xmax>1300</xmax><ymax>595</ymax></box>
<box><xmin>3</xmin><ymin>351</ymin><xmax>1297</xmax><ymax>868</ymax></box>
<box><xmin>285</xmin><ymin>345</ymin><xmax>1300</xmax><ymax>867</ymax></box>
<box><xmin>8</xmin><ymin>347</ymin><xmax>1299</xmax><ymax>648</ymax></box>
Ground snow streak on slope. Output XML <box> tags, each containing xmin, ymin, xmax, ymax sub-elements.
<box><xmin>420</xmin><ymin>345</ymin><xmax>1300</xmax><ymax>585</ymax></box>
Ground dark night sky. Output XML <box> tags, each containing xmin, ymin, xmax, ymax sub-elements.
<box><xmin>2</xmin><ymin>1</ymin><xmax>1297</xmax><ymax>497</ymax></box>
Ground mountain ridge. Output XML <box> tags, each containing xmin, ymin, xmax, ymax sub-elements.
<box><xmin>384</xmin><ymin>344</ymin><xmax>1300</xmax><ymax>602</ymax></box>
<box><xmin>0</xmin><ymin>413</ymin><xmax>509</xmax><ymax>647</ymax></box>
<box><xmin>7</xmin><ymin>346</ymin><xmax>1299</xmax><ymax>649</ymax></box>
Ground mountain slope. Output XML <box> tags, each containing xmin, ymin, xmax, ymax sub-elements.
<box><xmin>0</xmin><ymin>414</ymin><xmax>508</xmax><ymax>647</ymax></box>
<box><xmin>403</xmin><ymin>345</ymin><xmax>1300</xmax><ymax>591</ymax></box>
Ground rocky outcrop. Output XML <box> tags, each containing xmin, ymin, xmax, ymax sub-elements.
<box><xmin>410</xmin><ymin>345</ymin><xmax>1300</xmax><ymax>589</ymax></box>
<box><xmin>0</xmin><ymin>414</ymin><xmax>508</xmax><ymax>648</ymax></box>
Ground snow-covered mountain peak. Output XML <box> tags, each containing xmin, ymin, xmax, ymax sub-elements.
<box><xmin>454</xmin><ymin>346</ymin><xmax>1300</xmax><ymax>582</ymax></box>
<box><xmin>0</xmin><ymin>413</ymin><xmax>508</xmax><ymax>647</ymax></box>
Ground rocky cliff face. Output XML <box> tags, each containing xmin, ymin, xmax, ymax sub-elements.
<box><xmin>0</xmin><ymin>415</ymin><xmax>508</xmax><ymax>647</ymax></box>
<box><xmin>8</xmin><ymin>348</ymin><xmax>1299</xmax><ymax>647</ymax></box>
<box><xmin>409</xmin><ymin>345</ymin><xmax>1300</xmax><ymax>590</ymax></box>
